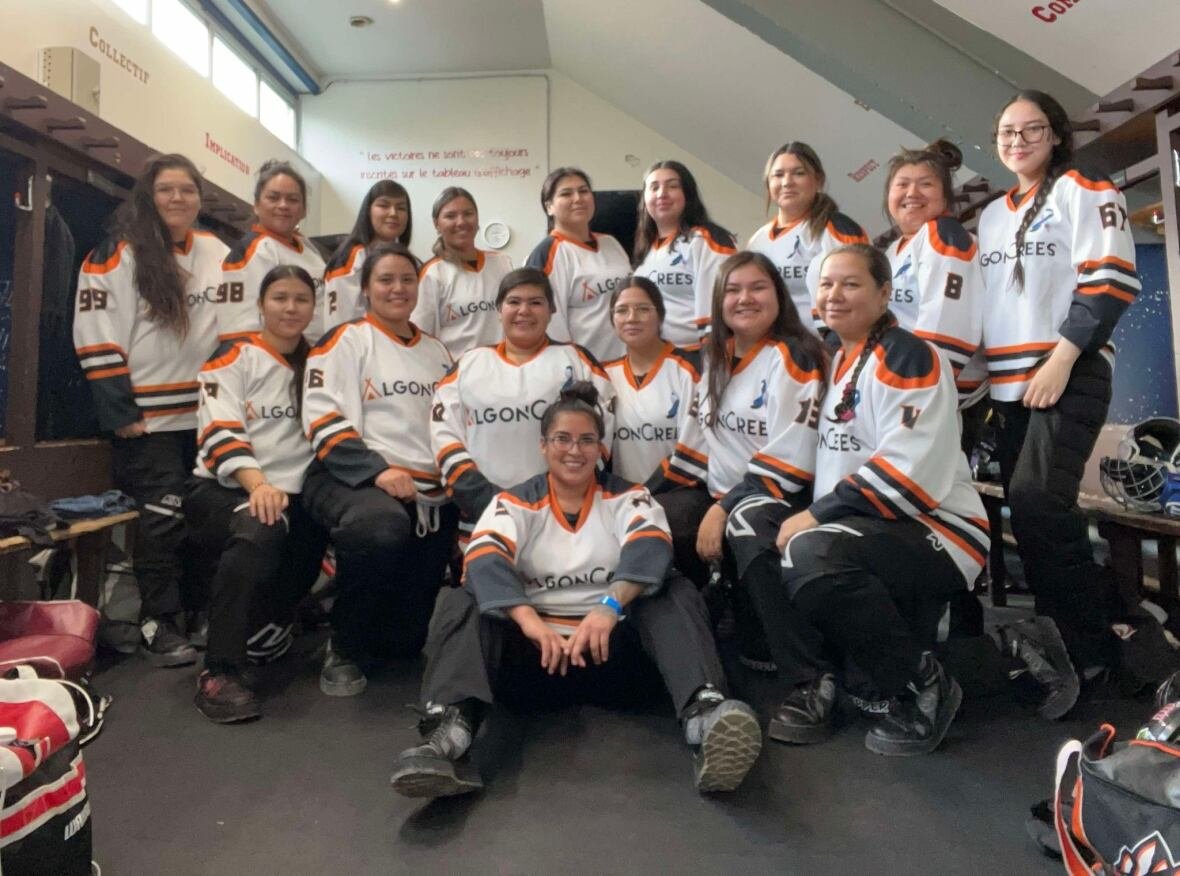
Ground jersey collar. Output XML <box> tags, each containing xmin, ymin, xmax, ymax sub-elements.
<box><xmin>551</xmin><ymin>231</ymin><xmax>598</xmax><ymax>252</ymax></box>
<box><xmin>365</xmin><ymin>312</ymin><xmax>421</xmax><ymax>346</ymax></box>
<box><xmin>252</xmin><ymin>223</ymin><xmax>304</xmax><ymax>253</ymax></box>
<box><xmin>623</xmin><ymin>341</ymin><xmax>673</xmax><ymax>390</ymax></box>
<box><xmin>729</xmin><ymin>336</ymin><xmax>771</xmax><ymax>376</ymax></box>
<box><xmin>769</xmin><ymin>216</ymin><xmax>804</xmax><ymax>240</ymax></box>
<box><xmin>495</xmin><ymin>337</ymin><xmax>549</xmax><ymax>366</ymax></box>
<box><xmin>546</xmin><ymin>474</ymin><xmax>597</xmax><ymax>533</ymax></box>
<box><xmin>1005</xmin><ymin>183</ymin><xmax>1039</xmax><ymax>212</ymax></box>
<box><xmin>172</xmin><ymin>230</ymin><xmax>195</xmax><ymax>255</ymax></box>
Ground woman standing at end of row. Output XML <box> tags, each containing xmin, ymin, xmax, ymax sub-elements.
<box><xmin>219</xmin><ymin>161</ymin><xmax>325</xmax><ymax>344</ymax></box>
<box><xmin>747</xmin><ymin>143</ymin><xmax>868</xmax><ymax>332</ymax></box>
<box><xmin>302</xmin><ymin>242</ymin><xmax>457</xmax><ymax>697</ymax></box>
<box><xmin>74</xmin><ymin>154</ymin><xmax>227</xmax><ymax>668</ymax></box>
<box><xmin>634</xmin><ymin>160</ymin><xmax>737</xmax><ymax>347</ymax></box>
<box><xmin>187</xmin><ymin>266</ymin><xmax>328</xmax><ymax>723</ymax></box>
<box><xmin>323</xmin><ymin>179</ymin><xmax>413</xmax><ymax>332</ymax></box>
<box><xmin>526</xmin><ymin>168</ymin><xmax>632</xmax><ymax>363</ymax></box>
<box><xmin>412</xmin><ymin>187</ymin><xmax>512</xmax><ymax>358</ymax></box>
<box><xmin>979</xmin><ymin>90</ymin><xmax>1141</xmax><ymax>677</ymax></box>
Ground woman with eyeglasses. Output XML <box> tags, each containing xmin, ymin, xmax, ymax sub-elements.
<box><xmin>219</xmin><ymin>161</ymin><xmax>326</xmax><ymax>344</ymax></box>
<box><xmin>526</xmin><ymin>167</ymin><xmax>632</xmax><ymax>362</ymax></box>
<box><xmin>977</xmin><ymin>90</ymin><xmax>1140</xmax><ymax>678</ymax></box>
<box><xmin>323</xmin><ymin>179</ymin><xmax>413</xmax><ymax>332</ymax></box>
<box><xmin>391</xmin><ymin>382</ymin><xmax>762</xmax><ymax>799</ymax></box>
<box><xmin>604</xmin><ymin>277</ymin><xmax>711</xmax><ymax>587</ymax></box>
<box><xmin>431</xmin><ymin>267</ymin><xmax>616</xmax><ymax>533</ymax></box>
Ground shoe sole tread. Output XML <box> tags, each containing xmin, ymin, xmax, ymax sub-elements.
<box><xmin>695</xmin><ymin>706</ymin><xmax>762</xmax><ymax>793</ymax></box>
<box><xmin>390</xmin><ymin>756</ymin><xmax>483</xmax><ymax>799</ymax></box>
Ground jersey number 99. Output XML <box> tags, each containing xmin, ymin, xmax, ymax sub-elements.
<box><xmin>78</xmin><ymin>288</ymin><xmax>108</xmax><ymax>311</ymax></box>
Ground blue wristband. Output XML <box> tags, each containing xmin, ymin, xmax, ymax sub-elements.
<box><xmin>600</xmin><ymin>595</ymin><xmax>624</xmax><ymax>616</ymax></box>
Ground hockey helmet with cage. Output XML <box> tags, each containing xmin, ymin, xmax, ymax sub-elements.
<box><xmin>1099</xmin><ymin>417</ymin><xmax>1180</xmax><ymax>512</ymax></box>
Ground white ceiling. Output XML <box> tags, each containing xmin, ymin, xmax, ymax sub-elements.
<box><xmin>253</xmin><ymin>0</ymin><xmax>551</xmax><ymax>79</ymax></box>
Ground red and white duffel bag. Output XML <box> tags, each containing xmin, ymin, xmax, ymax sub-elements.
<box><xmin>0</xmin><ymin>670</ymin><xmax>105</xmax><ymax>875</ymax></box>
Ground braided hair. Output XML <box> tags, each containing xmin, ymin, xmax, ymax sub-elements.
<box><xmin>821</xmin><ymin>244</ymin><xmax>895</xmax><ymax>422</ymax></box>
<box><xmin>995</xmin><ymin>90</ymin><xmax>1073</xmax><ymax>289</ymax></box>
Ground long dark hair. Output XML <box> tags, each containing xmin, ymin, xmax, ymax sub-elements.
<box><xmin>634</xmin><ymin>160</ymin><xmax>713</xmax><ymax>264</ymax></box>
<box><xmin>540</xmin><ymin>380</ymin><xmax>604</xmax><ymax>439</ymax></box>
<box><xmin>994</xmin><ymin>90</ymin><xmax>1073</xmax><ymax>288</ymax></box>
<box><xmin>763</xmin><ymin>142</ymin><xmax>839</xmax><ymax>241</ymax></box>
<box><xmin>882</xmin><ymin>139</ymin><xmax>962</xmax><ymax>230</ymax></box>
<box><xmin>258</xmin><ymin>264</ymin><xmax>313</xmax><ymax>414</ymax></box>
<box><xmin>112</xmin><ymin>153</ymin><xmax>202</xmax><ymax>336</ymax></box>
<box><xmin>431</xmin><ymin>187</ymin><xmax>477</xmax><ymax>264</ymax></box>
<box><xmin>704</xmin><ymin>251</ymin><xmax>827</xmax><ymax>424</ymax></box>
<box><xmin>540</xmin><ymin>167</ymin><xmax>592</xmax><ymax>232</ymax></box>
<box><xmin>329</xmin><ymin>179</ymin><xmax>413</xmax><ymax>265</ymax></box>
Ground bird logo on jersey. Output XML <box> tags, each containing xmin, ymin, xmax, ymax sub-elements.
<box><xmin>561</xmin><ymin>365</ymin><xmax>575</xmax><ymax>390</ymax></box>
<box><xmin>751</xmin><ymin>380</ymin><xmax>768</xmax><ymax>410</ymax></box>
<box><xmin>431</xmin><ymin>402</ymin><xmax>445</xmax><ymax>423</ymax></box>
<box><xmin>893</xmin><ymin>256</ymin><xmax>912</xmax><ymax>280</ymax></box>
<box><xmin>666</xmin><ymin>390</ymin><xmax>680</xmax><ymax>419</ymax></box>
<box><xmin>1113</xmin><ymin>831</ymin><xmax>1180</xmax><ymax>874</ymax></box>
<box><xmin>1028</xmin><ymin>207</ymin><xmax>1055</xmax><ymax>233</ymax></box>
<box><xmin>790</xmin><ymin>237</ymin><xmax>804</xmax><ymax>259</ymax></box>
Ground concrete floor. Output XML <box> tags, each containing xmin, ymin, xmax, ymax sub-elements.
<box><xmin>82</xmin><ymin>624</ymin><xmax>1146</xmax><ymax>876</ymax></box>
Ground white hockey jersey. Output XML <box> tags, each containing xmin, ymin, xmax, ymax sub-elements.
<box><xmin>977</xmin><ymin>167</ymin><xmax>1140</xmax><ymax>402</ymax></box>
<box><xmin>74</xmin><ymin>231</ymin><xmax>227</xmax><ymax>433</ymax></box>
<box><xmin>809</xmin><ymin>326</ymin><xmax>989</xmax><ymax>583</ymax></box>
<box><xmin>525</xmin><ymin>231</ymin><xmax>631</xmax><ymax>363</ymax></box>
<box><xmin>747</xmin><ymin>211</ymin><xmax>868</xmax><ymax>331</ymax></box>
<box><xmin>411</xmin><ymin>251</ymin><xmax>512</xmax><ymax>357</ymax></box>
<box><xmin>219</xmin><ymin>225</ymin><xmax>327</xmax><ymax>344</ymax></box>
<box><xmin>604</xmin><ymin>344</ymin><xmax>700</xmax><ymax>484</ymax></box>
<box><xmin>192</xmin><ymin>335</ymin><xmax>313</xmax><ymax>494</ymax></box>
<box><xmin>660</xmin><ymin>337</ymin><xmax>822</xmax><ymax>511</ymax></box>
<box><xmin>635</xmin><ymin>224</ymin><xmax>737</xmax><ymax>347</ymax></box>
<box><xmin>883</xmin><ymin>216</ymin><xmax>987</xmax><ymax>407</ymax></box>
<box><xmin>465</xmin><ymin>472</ymin><xmax>672</xmax><ymax>629</ymax></box>
<box><xmin>322</xmin><ymin>243</ymin><xmax>367</xmax><ymax>333</ymax></box>
<box><xmin>431</xmin><ymin>339</ymin><xmax>617</xmax><ymax>520</ymax></box>
<box><xmin>302</xmin><ymin>315</ymin><xmax>453</xmax><ymax>498</ymax></box>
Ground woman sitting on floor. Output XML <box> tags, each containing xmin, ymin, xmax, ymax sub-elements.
<box><xmin>390</xmin><ymin>382</ymin><xmax>762</xmax><ymax>798</ymax></box>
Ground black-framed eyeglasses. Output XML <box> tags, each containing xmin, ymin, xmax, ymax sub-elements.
<box><xmin>995</xmin><ymin>123</ymin><xmax>1050</xmax><ymax>146</ymax></box>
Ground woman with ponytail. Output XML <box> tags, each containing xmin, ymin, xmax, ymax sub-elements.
<box><xmin>186</xmin><ymin>266</ymin><xmax>328</xmax><ymax>723</ymax></box>
<box><xmin>747</xmin><ymin>143</ymin><xmax>869</xmax><ymax>331</ymax></box>
<box><xmin>73</xmin><ymin>154</ymin><xmax>228</xmax><ymax>668</ymax></box>
<box><xmin>411</xmin><ymin>187</ymin><xmax>512</xmax><ymax>356</ymax></box>
<box><xmin>978</xmin><ymin>90</ymin><xmax>1141</xmax><ymax>677</ymax></box>
<box><xmin>392</xmin><ymin>381</ymin><xmax>762</xmax><ymax>799</ymax></box>
<box><xmin>769</xmin><ymin>244</ymin><xmax>988</xmax><ymax>755</ymax></box>
<box><xmin>324</xmin><ymin>179</ymin><xmax>413</xmax><ymax>332</ymax></box>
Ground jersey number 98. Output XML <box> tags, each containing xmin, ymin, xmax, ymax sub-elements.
<box><xmin>215</xmin><ymin>282</ymin><xmax>246</xmax><ymax>303</ymax></box>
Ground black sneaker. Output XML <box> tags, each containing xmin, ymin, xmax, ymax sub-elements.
<box><xmin>683</xmin><ymin>690</ymin><xmax>762</xmax><ymax>793</ymax></box>
<box><xmin>139</xmin><ymin>618</ymin><xmax>198</xmax><ymax>668</ymax></box>
<box><xmin>768</xmin><ymin>673</ymin><xmax>837</xmax><ymax>744</ymax></box>
<box><xmin>865</xmin><ymin>654</ymin><xmax>961</xmax><ymax>757</ymax></box>
<box><xmin>194</xmin><ymin>671</ymin><xmax>260</xmax><ymax>724</ymax></box>
<box><xmin>996</xmin><ymin>617</ymin><xmax>1080</xmax><ymax>720</ymax></box>
<box><xmin>319</xmin><ymin>640</ymin><xmax>366</xmax><ymax>697</ymax></box>
<box><xmin>390</xmin><ymin>704</ymin><xmax>484</xmax><ymax>798</ymax></box>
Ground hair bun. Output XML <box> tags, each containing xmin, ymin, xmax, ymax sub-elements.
<box><xmin>558</xmin><ymin>380</ymin><xmax>599</xmax><ymax>408</ymax></box>
<box><xmin>925</xmin><ymin>138</ymin><xmax>962</xmax><ymax>174</ymax></box>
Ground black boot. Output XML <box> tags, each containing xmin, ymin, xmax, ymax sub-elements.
<box><xmin>390</xmin><ymin>704</ymin><xmax>484</xmax><ymax>798</ymax></box>
<box><xmin>139</xmin><ymin>616</ymin><xmax>198</xmax><ymax>668</ymax></box>
<box><xmin>865</xmin><ymin>654</ymin><xmax>961</xmax><ymax>757</ymax></box>
<box><xmin>768</xmin><ymin>673</ymin><xmax>836</xmax><ymax>744</ymax></box>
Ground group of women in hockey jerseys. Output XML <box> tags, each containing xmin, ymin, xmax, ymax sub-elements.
<box><xmin>71</xmin><ymin>88</ymin><xmax>1141</xmax><ymax>797</ymax></box>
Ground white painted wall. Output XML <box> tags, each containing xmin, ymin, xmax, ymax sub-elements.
<box><xmin>930</xmin><ymin>0</ymin><xmax>1180</xmax><ymax>95</ymax></box>
<box><xmin>300</xmin><ymin>71</ymin><xmax>767</xmax><ymax>266</ymax></box>
<box><xmin>0</xmin><ymin>0</ymin><xmax>321</xmax><ymax>229</ymax></box>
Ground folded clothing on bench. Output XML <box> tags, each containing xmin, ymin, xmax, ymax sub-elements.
<box><xmin>48</xmin><ymin>491</ymin><xmax>135</xmax><ymax>521</ymax></box>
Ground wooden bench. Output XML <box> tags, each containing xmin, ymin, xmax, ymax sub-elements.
<box><xmin>0</xmin><ymin>512</ymin><xmax>138</xmax><ymax>607</ymax></box>
<box><xmin>973</xmin><ymin>481</ymin><xmax>1179</xmax><ymax>611</ymax></box>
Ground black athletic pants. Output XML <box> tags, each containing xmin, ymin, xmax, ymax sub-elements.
<box><xmin>726</xmin><ymin>493</ymin><xmax>829</xmax><ymax>686</ymax></box>
<box><xmin>419</xmin><ymin>576</ymin><xmax>728</xmax><ymax>717</ymax></box>
<box><xmin>110</xmin><ymin>430</ymin><xmax>196</xmax><ymax>621</ymax></box>
<box><xmin>185</xmin><ymin>479</ymin><xmax>328</xmax><ymax>673</ymax></box>
<box><xmin>654</xmin><ymin>486</ymin><xmax>713</xmax><ymax>589</ymax></box>
<box><xmin>992</xmin><ymin>351</ymin><xmax>1113</xmax><ymax>669</ymax></box>
<box><xmin>782</xmin><ymin>516</ymin><xmax>967</xmax><ymax>697</ymax></box>
<box><xmin>302</xmin><ymin>463</ymin><xmax>458</xmax><ymax>661</ymax></box>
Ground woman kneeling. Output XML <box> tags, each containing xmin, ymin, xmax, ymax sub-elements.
<box><xmin>391</xmin><ymin>382</ymin><xmax>762</xmax><ymax>796</ymax></box>
<box><xmin>773</xmin><ymin>245</ymin><xmax>990</xmax><ymax>755</ymax></box>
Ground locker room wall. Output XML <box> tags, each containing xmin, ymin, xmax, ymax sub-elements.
<box><xmin>0</xmin><ymin>0</ymin><xmax>322</xmax><ymax>228</ymax></box>
<box><xmin>300</xmin><ymin>71</ymin><xmax>768</xmax><ymax>266</ymax></box>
